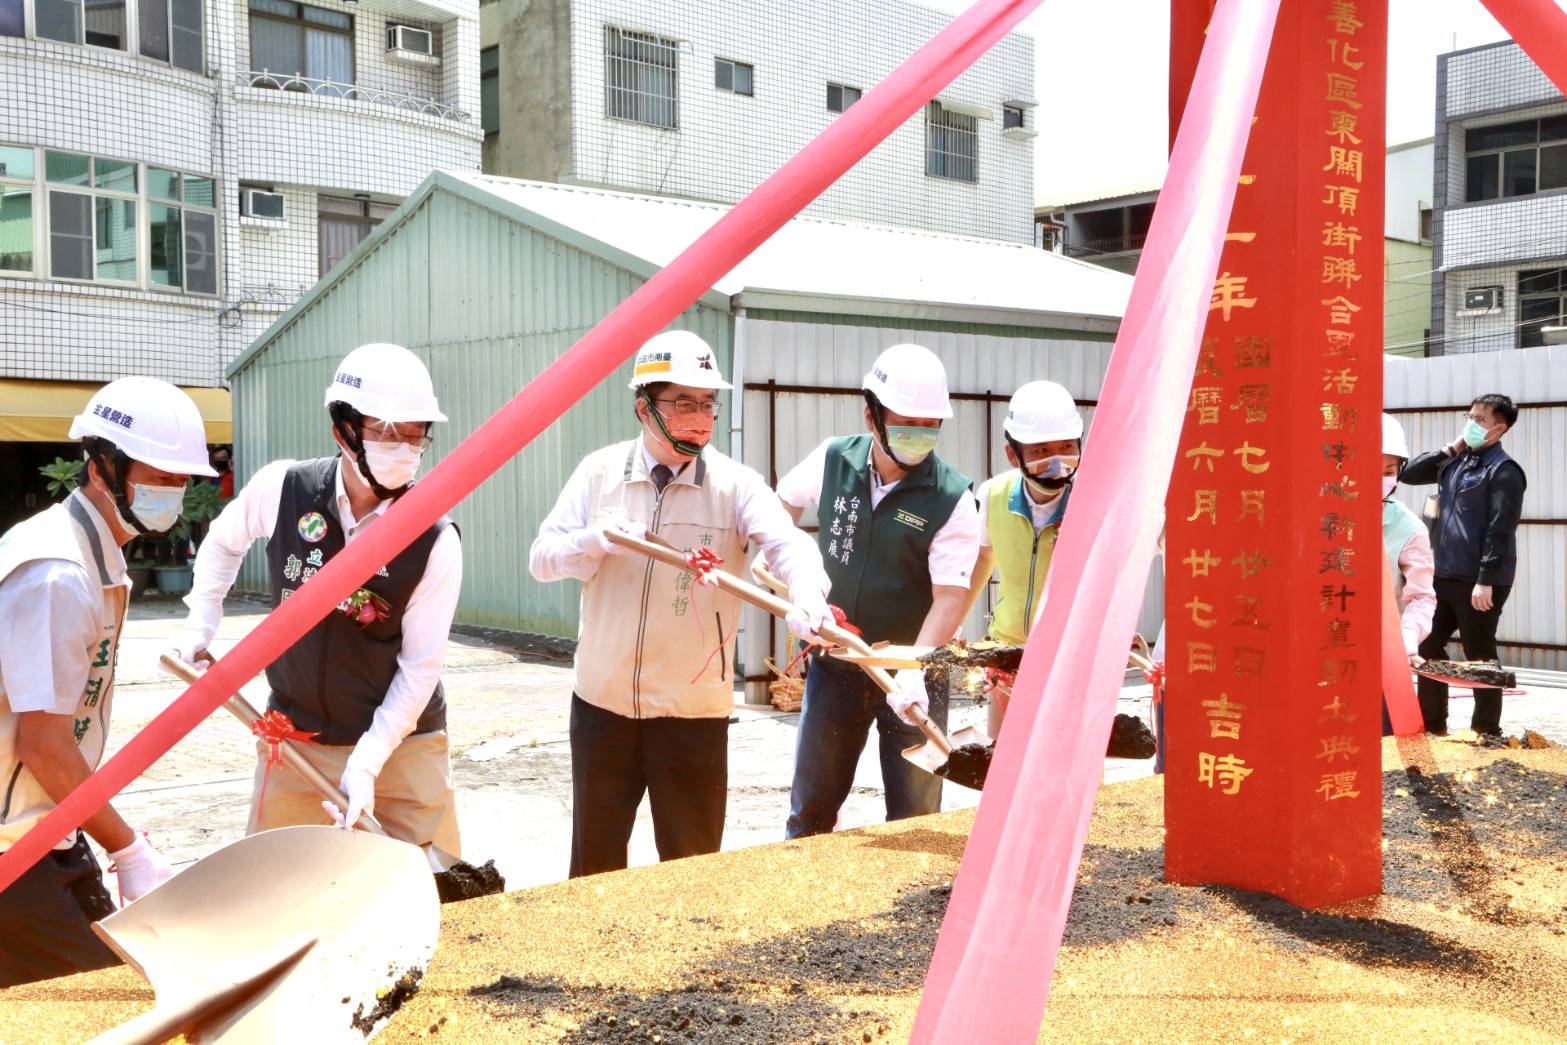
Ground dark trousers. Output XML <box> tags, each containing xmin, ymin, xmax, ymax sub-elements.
<box><xmin>0</xmin><ymin>832</ymin><xmax>120</xmax><ymax>988</ymax></box>
<box><xmin>1417</xmin><ymin>576</ymin><xmax>1513</xmax><ymax>735</ymax></box>
<box><xmin>568</xmin><ymin>694</ymin><xmax>729</xmax><ymax>878</ymax></box>
<box><xmin>786</xmin><ymin>655</ymin><xmax>948</xmax><ymax>839</ymax></box>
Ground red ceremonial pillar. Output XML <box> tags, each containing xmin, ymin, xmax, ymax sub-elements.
<box><xmin>1165</xmin><ymin>0</ymin><xmax>1387</xmax><ymax>907</ymax></box>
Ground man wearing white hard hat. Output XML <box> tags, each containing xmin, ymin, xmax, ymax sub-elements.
<box><xmin>176</xmin><ymin>343</ymin><xmax>462</xmax><ymax>855</ymax></box>
<box><xmin>1380</xmin><ymin>414</ymin><xmax>1436</xmax><ymax>674</ymax></box>
<box><xmin>776</xmin><ymin>343</ymin><xmax>979</xmax><ymax>838</ymax></box>
<box><xmin>0</xmin><ymin>377</ymin><xmax>212</xmax><ymax>986</ymax></box>
<box><xmin>530</xmin><ymin>330</ymin><xmax>830</xmax><ymax>876</ymax></box>
<box><xmin>961</xmin><ymin>380</ymin><xmax>1081</xmax><ymax>740</ymax></box>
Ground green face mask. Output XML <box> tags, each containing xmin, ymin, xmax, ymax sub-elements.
<box><xmin>1462</xmin><ymin>419</ymin><xmax>1489</xmax><ymax>449</ymax></box>
<box><xmin>885</xmin><ymin>425</ymin><xmax>940</xmax><ymax>466</ymax></box>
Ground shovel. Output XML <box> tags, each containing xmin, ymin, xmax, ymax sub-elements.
<box><xmin>87</xmin><ymin>825</ymin><xmax>438</xmax><ymax>1044</ymax></box>
<box><xmin>159</xmin><ymin>655</ymin><xmax>504</xmax><ymax>903</ymax></box>
<box><xmin>603</xmin><ymin>530</ymin><xmax>989</xmax><ymax>789</ymax></box>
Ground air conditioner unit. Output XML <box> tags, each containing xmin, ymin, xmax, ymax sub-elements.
<box><xmin>241</xmin><ymin>189</ymin><xmax>285</xmax><ymax>220</ymax></box>
<box><xmin>1463</xmin><ymin>286</ymin><xmax>1502</xmax><ymax>312</ymax></box>
<box><xmin>387</xmin><ymin>25</ymin><xmax>434</xmax><ymax>56</ymax></box>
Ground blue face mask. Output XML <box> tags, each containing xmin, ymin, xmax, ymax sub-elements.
<box><xmin>1462</xmin><ymin>419</ymin><xmax>1489</xmax><ymax>449</ymax></box>
<box><xmin>126</xmin><ymin>482</ymin><xmax>185</xmax><ymax>534</ymax></box>
<box><xmin>885</xmin><ymin>425</ymin><xmax>940</xmax><ymax>466</ymax></box>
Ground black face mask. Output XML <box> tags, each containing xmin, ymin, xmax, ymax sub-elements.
<box><xmin>212</xmin><ymin>458</ymin><xmax>230</xmax><ymax>473</ymax></box>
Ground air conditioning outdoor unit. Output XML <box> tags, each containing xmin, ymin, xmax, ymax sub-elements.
<box><xmin>1463</xmin><ymin>286</ymin><xmax>1503</xmax><ymax>312</ymax></box>
<box><xmin>387</xmin><ymin>25</ymin><xmax>434</xmax><ymax>56</ymax></box>
<box><xmin>241</xmin><ymin>189</ymin><xmax>285</xmax><ymax>220</ymax></box>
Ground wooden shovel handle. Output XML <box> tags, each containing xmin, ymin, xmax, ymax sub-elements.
<box><xmin>745</xmin><ymin>559</ymin><xmax>952</xmax><ymax>757</ymax></box>
<box><xmin>158</xmin><ymin>654</ymin><xmax>389</xmax><ymax>837</ymax></box>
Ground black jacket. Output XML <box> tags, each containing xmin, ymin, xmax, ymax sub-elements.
<box><xmin>1400</xmin><ymin>443</ymin><xmax>1525</xmax><ymax>586</ymax></box>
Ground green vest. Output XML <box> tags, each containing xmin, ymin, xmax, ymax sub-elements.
<box><xmin>984</xmin><ymin>471</ymin><xmax>1068</xmax><ymax>645</ymax></box>
<box><xmin>818</xmin><ymin>434</ymin><xmax>972</xmax><ymax>645</ymax></box>
<box><xmin>1382</xmin><ymin>497</ymin><xmax>1422</xmax><ymax>597</ymax></box>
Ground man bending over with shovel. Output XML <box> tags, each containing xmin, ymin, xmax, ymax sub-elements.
<box><xmin>530</xmin><ymin>331</ymin><xmax>831</xmax><ymax>877</ymax></box>
<box><xmin>0</xmin><ymin>379</ymin><xmax>213</xmax><ymax>986</ymax></box>
<box><xmin>174</xmin><ymin>343</ymin><xmax>462</xmax><ymax>858</ymax></box>
<box><xmin>778</xmin><ymin>344</ymin><xmax>979</xmax><ymax>838</ymax></box>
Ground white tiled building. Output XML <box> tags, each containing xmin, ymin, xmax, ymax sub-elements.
<box><xmin>479</xmin><ymin>0</ymin><xmax>1036</xmax><ymax>243</ymax></box>
<box><xmin>1432</xmin><ymin>40</ymin><xmax>1567</xmax><ymax>356</ymax></box>
<box><xmin>0</xmin><ymin>0</ymin><xmax>482</xmax><ymax>390</ymax></box>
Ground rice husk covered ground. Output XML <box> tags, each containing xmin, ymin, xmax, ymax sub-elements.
<box><xmin>4</xmin><ymin>736</ymin><xmax>1564</xmax><ymax>1044</ymax></box>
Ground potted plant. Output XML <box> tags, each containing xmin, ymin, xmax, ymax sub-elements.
<box><xmin>38</xmin><ymin>456</ymin><xmax>83</xmax><ymax>499</ymax></box>
<box><xmin>153</xmin><ymin>480</ymin><xmax>226</xmax><ymax>596</ymax></box>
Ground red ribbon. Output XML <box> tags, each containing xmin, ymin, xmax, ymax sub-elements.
<box><xmin>685</xmin><ymin>546</ymin><xmax>724</xmax><ymax>585</ymax></box>
<box><xmin>983</xmin><ymin>667</ymin><xmax>1017</xmax><ymax>696</ymax></box>
<box><xmin>251</xmin><ymin>710</ymin><xmax>317</xmax><ymax>815</ymax></box>
<box><xmin>1145</xmin><ymin>661</ymin><xmax>1166</xmax><ymax>707</ymax></box>
<box><xmin>780</xmin><ymin>604</ymin><xmax>862</xmax><ymax>678</ymax></box>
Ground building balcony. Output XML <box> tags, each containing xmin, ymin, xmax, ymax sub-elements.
<box><xmin>1442</xmin><ymin>190</ymin><xmax>1567</xmax><ymax>270</ymax></box>
<box><xmin>240</xmin><ymin>71</ymin><xmax>474</xmax><ymax>123</ymax></box>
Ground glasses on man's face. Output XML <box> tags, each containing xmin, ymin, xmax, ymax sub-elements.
<box><xmin>652</xmin><ymin>398</ymin><xmax>722</xmax><ymax>418</ymax></box>
<box><xmin>1461</xmin><ymin>412</ymin><xmax>1490</xmax><ymax>426</ymax></box>
<box><xmin>362</xmin><ymin>421</ymin><xmax>433</xmax><ymax>451</ymax></box>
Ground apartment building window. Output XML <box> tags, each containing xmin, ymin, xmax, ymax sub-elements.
<box><xmin>1419</xmin><ymin>206</ymin><xmax>1433</xmax><ymax>243</ymax></box>
<box><xmin>925</xmin><ymin>103</ymin><xmax>977</xmax><ymax>183</ymax></box>
<box><xmin>604</xmin><ymin>26</ymin><xmax>677</xmax><ymax>129</ymax></box>
<box><xmin>139</xmin><ymin>0</ymin><xmax>204</xmax><ymax>72</ymax></box>
<box><xmin>480</xmin><ymin>45</ymin><xmax>499</xmax><ymax>136</ymax></box>
<box><xmin>1</xmin><ymin>0</ymin><xmax>23</xmax><ymax>36</ymax></box>
<box><xmin>714</xmin><ymin>58</ymin><xmax>752</xmax><ymax>96</ymax></box>
<box><xmin>1519</xmin><ymin>267</ymin><xmax>1567</xmax><ymax>348</ymax></box>
<box><xmin>1003</xmin><ymin>104</ymin><xmax>1025</xmax><ymax>130</ymax></box>
<box><xmin>0</xmin><ymin>146</ymin><xmax>33</xmax><ymax>273</ymax></box>
<box><xmin>826</xmin><ymin>83</ymin><xmax>860</xmax><ymax>113</ymax></box>
<box><xmin>249</xmin><ymin>0</ymin><xmax>354</xmax><ymax>85</ymax></box>
<box><xmin>148</xmin><ymin>168</ymin><xmax>217</xmax><ymax>294</ymax></box>
<box><xmin>319</xmin><ymin>195</ymin><xmax>396</xmax><ymax>276</ymax></box>
<box><xmin>1464</xmin><ymin>116</ymin><xmax>1567</xmax><ymax>203</ymax></box>
<box><xmin>36</xmin><ymin>0</ymin><xmax>123</xmax><ymax>48</ymax></box>
<box><xmin>46</xmin><ymin>152</ymin><xmax>138</xmax><ymax>283</ymax></box>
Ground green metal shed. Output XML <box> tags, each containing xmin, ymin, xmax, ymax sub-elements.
<box><xmin>229</xmin><ymin>170</ymin><xmax>1132</xmax><ymax>664</ymax></box>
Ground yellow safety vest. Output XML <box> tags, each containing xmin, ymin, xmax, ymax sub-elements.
<box><xmin>984</xmin><ymin>472</ymin><xmax>1067</xmax><ymax>646</ymax></box>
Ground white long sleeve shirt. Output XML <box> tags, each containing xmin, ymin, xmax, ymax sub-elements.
<box><xmin>183</xmin><ymin>458</ymin><xmax>462</xmax><ymax>775</ymax></box>
<box><xmin>530</xmin><ymin>441</ymin><xmax>828</xmax><ymax>593</ymax></box>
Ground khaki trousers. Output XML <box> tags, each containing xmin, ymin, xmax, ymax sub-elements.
<box><xmin>246</xmin><ymin>730</ymin><xmax>462</xmax><ymax>858</ymax></box>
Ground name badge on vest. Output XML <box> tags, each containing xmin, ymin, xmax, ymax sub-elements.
<box><xmin>894</xmin><ymin>508</ymin><xmax>929</xmax><ymax>533</ymax></box>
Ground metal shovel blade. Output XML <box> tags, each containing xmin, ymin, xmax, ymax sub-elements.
<box><xmin>904</xmin><ymin>724</ymin><xmax>993</xmax><ymax>791</ymax></box>
<box><xmin>93</xmin><ymin>826</ymin><xmax>439</xmax><ymax>1043</ymax></box>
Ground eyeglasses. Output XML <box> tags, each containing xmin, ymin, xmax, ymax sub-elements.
<box><xmin>1460</xmin><ymin>412</ymin><xmax>1490</xmax><ymax>425</ymax></box>
<box><xmin>362</xmin><ymin>421</ymin><xmax>433</xmax><ymax>450</ymax></box>
<box><xmin>652</xmin><ymin>398</ymin><xmax>722</xmax><ymax>417</ymax></box>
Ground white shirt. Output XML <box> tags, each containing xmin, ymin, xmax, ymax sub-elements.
<box><xmin>0</xmin><ymin>560</ymin><xmax>101</xmax><ymax>716</ymax></box>
<box><xmin>974</xmin><ymin>474</ymin><xmax>1063</xmax><ymax>547</ymax></box>
<box><xmin>530</xmin><ymin>441</ymin><xmax>829</xmax><ymax>595</ymax></box>
<box><xmin>183</xmin><ymin>457</ymin><xmax>463</xmax><ymax>776</ymax></box>
<box><xmin>775</xmin><ymin>438</ymin><xmax>980</xmax><ymax>588</ymax></box>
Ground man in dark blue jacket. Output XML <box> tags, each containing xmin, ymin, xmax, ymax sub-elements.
<box><xmin>1399</xmin><ymin>394</ymin><xmax>1526</xmax><ymax>736</ymax></box>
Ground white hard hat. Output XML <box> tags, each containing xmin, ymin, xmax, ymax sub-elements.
<box><xmin>1004</xmin><ymin>381</ymin><xmax>1083</xmax><ymax>443</ymax></box>
<box><xmin>325</xmin><ymin>343</ymin><xmax>447</xmax><ymax>423</ymax></box>
<box><xmin>1382</xmin><ymin>412</ymin><xmax>1409</xmax><ymax>459</ymax></box>
<box><xmin>862</xmin><ymin>343</ymin><xmax>952</xmax><ymax>419</ymax></box>
<box><xmin>69</xmin><ymin>376</ymin><xmax>217</xmax><ymax>476</ymax></box>
<box><xmin>627</xmin><ymin>330</ymin><xmax>732</xmax><ymax>390</ymax></box>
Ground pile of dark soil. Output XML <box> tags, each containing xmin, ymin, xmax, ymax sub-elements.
<box><xmin>1106</xmin><ymin>713</ymin><xmax>1156</xmax><ymax>759</ymax></box>
<box><xmin>435</xmin><ymin>859</ymin><xmax>507</xmax><ymax>903</ymax></box>
<box><xmin>934</xmin><ymin>744</ymin><xmax>992</xmax><ymax>788</ymax></box>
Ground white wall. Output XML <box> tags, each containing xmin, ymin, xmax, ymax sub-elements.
<box><xmin>1446</xmin><ymin>41</ymin><xmax>1563</xmax><ymax>120</ymax></box>
<box><xmin>1384</xmin><ymin>140</ymin><xmax>1432</xmax><ymax>244</ymax></box>
<box><xmin>567</xmin><ymin>0</ymin><xmax>1035</xmax><ymax>243</ymax></box>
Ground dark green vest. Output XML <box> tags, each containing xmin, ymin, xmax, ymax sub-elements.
<box><xmin>818</xmin><ymin>434</ymin><xmax>972</xmax><ymax>645</ymax></box>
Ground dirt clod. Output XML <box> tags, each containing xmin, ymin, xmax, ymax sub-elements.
<box><xmin>435</xmin><ymin>859</ymin><xmax>507</xmax><ymax>903</ymax></box>
<box><xmin>1107</xmin><ymin>713</ymin><xmax>1156</xmax><ymax>759</ymax></box>
<box><xmin>351</xmin><ymin>967</ymin><xmax>424</xmax><ymax>1036</ymax></box>
<box><xmin>934</xmin><ymin>743</ymin><xmax>992</xmax><ymax>789</ymax></box>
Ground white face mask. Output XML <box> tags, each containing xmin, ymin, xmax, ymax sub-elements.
<box><xmin>125</xmin><ymin>482</ymin><xmax>184</xmax><ymax>534</ymax></box>
<box><xmin>360</xmin><ymin>443</ymin><xmax>423</xmax><ymax>491</ymax></box>
<box><xmin>1382</xmin><ymin>476</ymin><xmax>1398</xmax><ymax>500</ymax></box>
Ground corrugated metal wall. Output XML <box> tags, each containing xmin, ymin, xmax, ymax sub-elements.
<box><xmin>1385</xmin><ymin>348</ymin><xmax>1567</xmax><ymax>670</ymax></box>
<box><xmin>734</xmin><ymin>315</ymin><xmax>1166</xmax><ymax>700</ymax></box>
<box><xmin>231</xmin><ymin>188</ymin><xmax>733</xmax><ymax>637</ymax></box>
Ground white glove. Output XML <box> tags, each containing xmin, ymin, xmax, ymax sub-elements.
<box><xmin>888</xmin><ymin>668</ymin><xmax>929</xmax><ymax>727</ymax></box>
<box><xmin>108</xmin><ymin>834</ymin><xmax>174</xmax><ymax>902</ymax></box>
<box><xmin>325</xmin><ymin>766</ymin><xmax>377</xmax><ymax>830</ymax></box>
<box><xmin>589</xmin><ymin>510</ymin><xmax>647</xmax><ymax>556</ymax></box>
<box><xmin>169</xmin><ymin>630</ymin><xmax>213</xmax><ymax>673</ymax></box>
<box><xmin>786</xmin><ymin>581</ymin><xmax>832</xmax><ymax>643</ymax></box>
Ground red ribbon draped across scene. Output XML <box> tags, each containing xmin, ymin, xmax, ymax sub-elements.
<box><xmin>911</xmin><ymin>0</ymin><xmax>1281</xmax><ymax>1039</ymax></box>
<box><xmin>0</xmin><ymin>0</ymin><xmax>1047</xmax><ymax>893</ymax></box>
